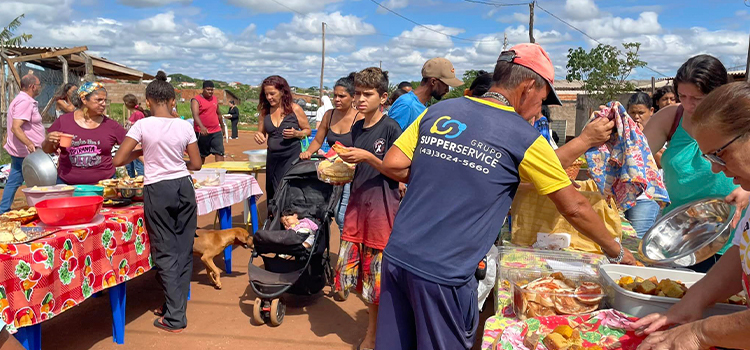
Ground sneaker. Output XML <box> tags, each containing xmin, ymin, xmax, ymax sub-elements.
<box><xmin>153</xmin><ymin>317</ymin><xmax>184</xmax><ymax>333</ymax></box>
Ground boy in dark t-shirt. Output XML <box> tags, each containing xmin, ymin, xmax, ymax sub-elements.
<box><xmin>335</xmin><ymin>67</ymin><xmax>402</xmax><ymax>350</ymax></box>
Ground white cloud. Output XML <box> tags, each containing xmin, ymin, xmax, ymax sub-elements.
<box><xmin>44</xmin><ymin>18</ymin><xmax>122</xmax><ymax>46</ymax></box>
<box><xmin>571</xmin><ymin>11</ymin><xmax>662</xmax><ymax>39</ymax></box>
<box><xmin>277</xmin><ymin>12</ymin><xmax>376</xmax><ymax>36</ymax></box>
<box><xmin>504</xmin><ymin>25</ymin><xmax>572</xmax><ymax>45</ymax></box>
<box><xmin>391</xmin><ymin>25</ymin><xmax>465</xmax><ymax>49</ymax></box>
<box><xmin>564</xmin><ymin>0</ymin><xmax>600</xmax><ymax>20</ymax></box>
<box><xmin>376</xmin><ymin>0</ymin><xmax>408</xmax><ymax>14</ymax></box>
<box><xmin>117</xmin><ymin>0</ymin><xmax>191</xmax><ymax>8</ymax></box>
<box><xmin>137</xmin><ymin>11</ymin><xmax>177</xmax><ymax>33</ymax></box>
<box><xmin>497</xmin><ymin>12</ymin><xmax>528</xmax><ymax>24</ymax></box>
<box><xmin>225</xmin><ymin>0</ymin><xmax>344</xmax><ymax>14</ymax></box>
<box><xmin>182</xmin><ymin>26</ymin><xmax>229</xmax><ymax>49</ymax></box>
<box><xmin>0</xmin><ymin>0</ymin><xmax>74</xmax><ymax>24</ymax></box>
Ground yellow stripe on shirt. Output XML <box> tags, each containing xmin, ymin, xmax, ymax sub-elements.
<box><xmin>519</xmin><ymin>136</ymin><xmax>571</xmax><ymax>195</ymax></box>
<box><xmin>393</xmin><ymin>112</ymin><xmax>425</xmax><ymax>160</ymax></box>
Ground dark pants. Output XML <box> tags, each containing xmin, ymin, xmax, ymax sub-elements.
<box><xmin>230</xmin><ymin>118</ymin><xmax>239</xmax><ymax>139</ymax></box>
<box><xmin>143</xmin><ymin>176</ymin><xmax>197</xmax><ymax>329</ymax></box>
<box><xmin>688</xmin><ymin>253</ymin><xmax>721</xmax><ymax>273</ymax></box>
<box><xmin>375</xmin><ymin>258</ymin><xmax>478</xmax><ymax>350</ymax></box>
<box><xmin>0</xmin><ymin>156</ymin><xmax>24</xmax><ymax>213</ymax></box>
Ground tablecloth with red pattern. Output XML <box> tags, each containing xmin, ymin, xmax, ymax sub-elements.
<box><xmin>0</xmin><ymin>204</ymin><xmax>151</xmax><ymax>333</ymax></box>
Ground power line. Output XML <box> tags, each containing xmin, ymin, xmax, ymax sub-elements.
<box><xmin>369</xmin><ymin>0</ymin><xmax>495</xmax><ymax>43</ymax></box>
<box><xmin>534</xmin><ymin>2</ymin><xmax>667</xmax><ymax>77</ymax></box>
<box><xmin>464</xmin><ymin>0</ymin><xmax>529</xmax><ymax>7</ymax></box>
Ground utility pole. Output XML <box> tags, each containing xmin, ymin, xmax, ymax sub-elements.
<box><xmin>379</xmin><ymin>61</ymin><xmax>382</xmax><ymax>69</ymax></box>
<box><xmin>745</xmin><ymin>33</ymin><xmax>750</xmax><ymax>79</ymax></box>
<box><xmin>503</xmin><ymin>32</ymin><xmax>509</xmax><ymax>50</ymax></box>
<box><xmin>320</xmin><ymin>22</ymin><xmax>326</xmax><ymax>101</ymax></box>
<box><xmin>528</xmin><ymin>1</ymin><xmax>535</xmax><ymax>43</ymax></box>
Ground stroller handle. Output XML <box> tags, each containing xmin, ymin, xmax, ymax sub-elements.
<box><xmin>293</xmin><ymin>154</ymin><xmax>326</xmax><ymax>166</ymax></box>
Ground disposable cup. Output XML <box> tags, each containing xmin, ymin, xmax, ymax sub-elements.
<box><xmin>59</xmin><ymin>133</ymin><xmax>74</xmax><ymax>148</ymax></box>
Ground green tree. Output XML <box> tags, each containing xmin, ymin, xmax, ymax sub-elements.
<box><xmin>443</xmin><ymin>69</ymin><xmax>486</xmax><ymax>100</ymax></box>
<box><xmin>0</xmin><ymin>14</ymin><xmax>32</xmax><ymax>47</ymax></box>
<box><xmin>566</xmin><ymin>42</ymin><xmax>647</xmax><ymax>105</ymax></box>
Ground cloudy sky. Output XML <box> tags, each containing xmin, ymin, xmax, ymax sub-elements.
<box><xmin>2</xmin><ymin>0</ymin><xmax>749</xmax><ymax>87</ymax></box>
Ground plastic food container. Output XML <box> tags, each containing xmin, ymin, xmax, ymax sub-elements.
<box><xmin>21</xmin><ymin>185</ymin><xmax>76</xmax><ymax>206</ymax></box>
<box><xmin>243</xmin><ymin>149</ymin><xmax>267</xmax><ymax>164</ymax></box>
<box><xmin>35</xmin><ymin>196</ymin><xmax>103</xmax><ymax>226</ymax></box>
<box><xmin>74</xmin><ymin>185</ymin><xmax>104</xmax><ymax>197</ymax></box>
<box><xmin>191</xmin><ymin>169</ymin><xmax>226</xmax><ymax>187</ymax></box>
<box><xmin>118</xmin><ymin>187</ymin><xmax>144</xmax><ymax>201</ymax></box>
<box><xmin>316</xmin><ymin>160</ymin><xmax>355</xmax><ymax>184</ymax></box>
<box><xmin>600</xmin><ymin>265</ymin><xmax>747</xmax><ymax>318</ymax></box>
<box><xmin>497</xmin><ymin>247</ymin><xmax>607</xmax><ymax>315</ymax></box>
<box><xmin>510</xmin><ymin>269</ymin><xmax>605</xmax><ymax>320</ymax></box>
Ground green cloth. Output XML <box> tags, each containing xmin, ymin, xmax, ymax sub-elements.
<box><xmin>661</xmin><ymin>118</ymin><xmax>737</xmax><ymax>254</ymax></box>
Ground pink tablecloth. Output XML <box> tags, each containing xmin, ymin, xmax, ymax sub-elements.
<box><xmin>194</xmin><ymin>174</ymin><xmax>263</xmax><ymax>216</ymax></box>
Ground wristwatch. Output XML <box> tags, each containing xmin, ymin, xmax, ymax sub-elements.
<box><xmin>607</xmin><ymin>240</ymin><xmax>624</xmax><ymax>264</ymax></box>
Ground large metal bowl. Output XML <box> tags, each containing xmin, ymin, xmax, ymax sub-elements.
<box><xmin>639</xmin><ymin>197</ymin><xmax>733</xmax><ymax>268</ymax></box>
<box><xmin>22</xmin><ymin>150</ymin><xmax>59</xmax><ymax>187</ymax></box>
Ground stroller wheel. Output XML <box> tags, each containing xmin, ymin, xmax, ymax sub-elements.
<box><xmin>334</xmin><ymin>289</ymin><xmax>349</xmax><ymax>302</ymax></box>
<box><xmin>269</xmin><ymin>298</ymin><xmax>285</xmax><ymax>327</ymax></box>
<box><xmin>251</xmin><ymin>298</ymin><xmax>265</xmax><ymax>325</ymax></box>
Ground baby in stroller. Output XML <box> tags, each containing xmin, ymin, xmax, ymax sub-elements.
<box><xmin>278</xmin><ymin>209</ymin><xmax>319</xmax><ymax>259</ymax></box>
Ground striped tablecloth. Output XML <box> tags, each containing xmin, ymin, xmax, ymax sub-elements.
<box><xmin>194</xmin><ymin>174</ymin><xmax>263</xmax><ymax>216</ymax></box>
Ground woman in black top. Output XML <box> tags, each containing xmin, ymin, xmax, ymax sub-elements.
<box><xmin>225</xmin><ymin>100</ymin><xmax>240</xmax><ymax>139</ymax></box>
<box><xmin>300</xmin><ymin>73</ymin><xmax>361</xmax><ymax>228</ymax></box>
<box><xmin>254</xmin><ymin>75</ymin><xmax>311</xmax><ymax>201</ymax></box>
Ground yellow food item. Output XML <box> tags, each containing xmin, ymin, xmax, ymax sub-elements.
<box><xmin>542</xmin><ymin>333</ymin><xmax>567</xmax><ymax>350</ymax></box>
<box><xmin>552</xmin><ymin>325</ymin><xmax>574</xmax><ymax>339</ymax></box>
<box><xmin>635</xmin><ymin>280</ymin><xmax>658</xmax><ymax>295</ymax></box>
<box><xmin>617</xmin><ymin>276</ymin><xmax>634</xmax><ymax>287</ymax></box>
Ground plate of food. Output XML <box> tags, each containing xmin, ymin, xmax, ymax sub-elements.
<box><xmin>0</xmin><ymin>207</ymin><xmax>38</xmax><ymax>225</ymax></box>
<box><xmin>497</xmin><ymin>309</ymin><xmax>645</xmax><ymax>350</ymax></box>
<box><xmin>103</xmin><ymin>198</ymin><xmax>132</xmax><ymax>207</ymax></box>
<box><xmin>0</xmin><ymin>222</ymin><xmax>58</xmax><ymax>244</ymax></box>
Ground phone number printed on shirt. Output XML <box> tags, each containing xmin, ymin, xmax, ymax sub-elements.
<box><xmin>420</xmin><ymin>147</ymin><xmax>490</xmax><ymax>175</ymax></box>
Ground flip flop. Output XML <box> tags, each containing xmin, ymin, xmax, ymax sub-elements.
<box><xmin>153</xmin><ymin>304</ymin><xmax>165</xmax><ymax>317</ymax></box>
<box><xmin>153</xmin><ymin>317</ymin><xmax>184</xmax><ymax>333</ymax></box>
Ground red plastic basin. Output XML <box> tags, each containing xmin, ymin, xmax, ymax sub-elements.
<box><xmin>35</xmin><ymin>196</ymin><xmax>103</xmax><ymax>226</ymax></box>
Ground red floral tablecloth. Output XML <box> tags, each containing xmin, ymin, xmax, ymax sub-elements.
<box><xmin>0</xmin><ymin>204</ymin><xmax>152</xmax><ymax>333</ymax></box>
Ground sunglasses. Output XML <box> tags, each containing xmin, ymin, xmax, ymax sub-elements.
<box><xmin>701</xmin><ymin>134</ymin><xmax>744</xmax><ymax>166</ymax></box>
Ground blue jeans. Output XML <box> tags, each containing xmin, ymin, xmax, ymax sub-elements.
<box><xmin>624</xmin><ymin>199</ymin><xmax>660</xmax><ymax>238</ymax></box>
<box><xmin>0</xmin><ymin>156</ymin><xmax>25</xmax><ymax>213</ymax></box>
<box><xmin>126</xmin><ymin>159</ymin><xmax>144</xmax><ymax>177</ymax></box>
<box><xmin>335</xmin><ymin>183</ymin><xmax>351</xmax><ymax>229</ymax></box>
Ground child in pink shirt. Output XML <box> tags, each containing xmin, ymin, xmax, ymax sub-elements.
<box><xmin>114</xmin><ymin>71</ymin><xmax>202</xmax><ymax>333</ymax></box>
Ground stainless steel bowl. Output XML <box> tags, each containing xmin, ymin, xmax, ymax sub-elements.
<box><xmin>639</xmin><ymin>197</ymin><xmax>733</xmax><ymax>268</ymax></box>
<box><xmin>22</xmin><ymin>150</ymin><xmax>59</xmax><ymax>187</ymax></box>
<box><xmin>118</xmin><ymin>187</ymin><xmax>144</xmax><ymax>201</ymax></box>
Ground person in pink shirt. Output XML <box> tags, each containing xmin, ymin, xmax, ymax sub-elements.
<box><xmin>123</xmin><ymin>94</ymin><xmax>147</xmax><ymax>177</ymax></box>
<box><xmin>114</xmin><ymin>71</ymin><xmax>202</xmax><ymax>333</ymax></box>
<box><xmin>1</xmin><ymin>74</ymin><xmax>45</xmax><ymax>213</ymax></box>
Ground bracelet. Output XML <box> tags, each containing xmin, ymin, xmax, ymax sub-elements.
<box><xmin>607</xmin><ymin>240</ymin><xmax>624</xmax><ymax>264</ymax></box>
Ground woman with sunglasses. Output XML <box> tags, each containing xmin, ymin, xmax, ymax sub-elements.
<box><xmin>631</xmin><ymin>82</ymin><xmax>750</xmax><ymax>350</ymax></box>
<box><xmin>642</xmin><ymin>55</ymin><xmax>750</xmax><ymax>272</ymax></box>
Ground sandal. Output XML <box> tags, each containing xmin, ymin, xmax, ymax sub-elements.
<box><xmin>153</xmin><ymin>317</ymin><xmax>184</xmax><ymax>333</ymax></box>
<box><xmin>153</xmin><ymin>304</ymin><xmax>165</xmax><ymax>317</ymax></box>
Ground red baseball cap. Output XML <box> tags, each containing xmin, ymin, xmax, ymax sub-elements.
<box><xmin>497</xmin><ymin>43</ymin><xmax>561</xmax><ymax>106</ymax></box>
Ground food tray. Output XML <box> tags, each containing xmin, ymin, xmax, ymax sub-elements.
<box><xmin>8</xmin><ymin>227</ymin><xmax>59</xmax><ymax>244</ymax></box>
<box><xmin>191</xmin><ymin>169</ymin><xmax>226</xmax><ymax>187</ymax></box>
<box><xmin>510</xmin><ymin>269</ymin><xmax>605</xmax><ymax>320</ymax></box>
<box><xmin>21</xmin><ymin>185</ymin><xmax>76</xmax><ymax>206</ymax></box>
<box><xmin>600</xmin><ymin>265</ymin><xmax>747</xmax><ymax>318</ymax></box>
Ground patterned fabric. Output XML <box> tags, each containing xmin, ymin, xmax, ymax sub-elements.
<box><xmin>77</xmin><ymin>82</ymin><xmax>105</xmax><ymax>100</ymax></box>
<box><xmin>732</xmin><ymin>208</ymin><xmax>750</xmax><ymax>308</ymax></box>
<box><xmin>0</xmin><ymin>205</ymin><xmax>151</xmax><ymax>333</ymax></box>
<box><xmin>334</xmin><ymin>240</ymin><xmax>383</xmax><ymax>305</ymax></box>
<box><xmin>495</xmin><ymin>310</ymin><xmax>645</xmax><ymax>350</ymax></box>
<box><xmin>194</xmin><ymin>174</ymin><xmax>263</xmax><ymax>216</ymax></box>
<box><xmin>585</xmin><ymin>102</ymin><xmax>669</xmax><ymax>210</ymax></box>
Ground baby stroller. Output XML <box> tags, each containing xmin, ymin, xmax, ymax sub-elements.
<box><xmin>247</xmin><ymin>157</ymin><xmax>342</xmax><ymax>326</ymax></box>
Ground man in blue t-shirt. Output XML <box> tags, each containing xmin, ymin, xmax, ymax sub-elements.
<box><xmin>389</xmin><ymin>58</ymin><xmax>463</xmax><ymax>131</ymax></box>
<box><xmin>375</xmin><ymin>43</ymin><xmax>636</xmax><ymax>350</ymax></box>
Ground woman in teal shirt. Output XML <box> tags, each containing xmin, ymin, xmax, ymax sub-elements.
<box><xmin>643</xmin><ymin>55</ymin><xmax>750</xmax><ymax>272</ymax></box>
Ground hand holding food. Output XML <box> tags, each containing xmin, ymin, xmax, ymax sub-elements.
<box><xmin>338</xmin><ymin>147</ymin><xmax>371</xmax><ymax>164</ymax></box>
<box><xmin>317</xmin><ymin>158</ymin><xmax>355</xmax><ymax>184</ymax></box>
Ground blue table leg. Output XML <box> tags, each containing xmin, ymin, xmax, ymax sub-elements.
<box><xmin>109</xmin><ymin>282</ymin><xmax>126</xmax><ymax>344</ymax></box>
<box><xmin>92</xmin><ymin>291</ymin><xmax>103</xmax><ymax>298</ymax></box>
<box><xmin>219</xmin><ymin>207</ymin><xmax>232</xmax><ymax>274</ymax></box>
<box><xmin>249</xmin><ymin>196</ymin><xmax>259</xmax><ymax>235</ymax></box>
<box><xmin>16</xmin><ymin>324</ymin><xmax>41</xmax><ymax>350</ymax></box>
<box><xmin>187</xmin><ymin>286</ymin><xmax>191</xmax><ymax>301</ymax></box>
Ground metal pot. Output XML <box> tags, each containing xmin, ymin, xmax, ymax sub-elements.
<box><xmin>22</xmin><ymin>150</ymin><xmax>58</xmax><ymax>187</ymax></box>
<box><xmin>639</xmin><ymin>197</ymin><xmax>733</xmax><ymax>268</ymax></box>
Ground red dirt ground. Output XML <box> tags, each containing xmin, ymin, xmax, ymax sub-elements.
<box><xmin>2</xmin><ymin>130</ymin><xmax>493</xmax><ymax>349</ymax></box>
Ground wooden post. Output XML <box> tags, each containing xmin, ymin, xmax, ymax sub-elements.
<box><xmin>746</xmin><ymin>33</ymin><xmax>750</xmax><ymax>79</ymax></box>
<box><xmin>319</xmin><ymin>22</ymin><xmax>326</xmax><ymax>102</ymax></box>
<box><xmin>81</xmin><ymin>52</ymin><xmax>95</xmax><ymax>82</ymax></box>
<box><xmin>0</xmin><ymin>52</ymin><xmax>21</xmax><ymax>91</ymax></box>
<box><xmin>59</xmin><ymin>56</ymin><xmax>69</xmax><ymax>84</ymax></box>
<box><xmin>651</xmin><ymin>77</ymin><xmax>655</xmax><ymax>95</ymax></box>
<box><xmin>529</xmin><ymin>1</ymin><xmax>535</xmax><ymax>44</ymax></box>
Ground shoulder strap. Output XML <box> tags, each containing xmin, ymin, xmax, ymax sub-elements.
<box><xmin>666</xmin><ymin>105</ymin><xmax>684</xmax><ymax>143</ymax></box>
<box><xmin>327</xmin><ymin>109</ymin><xmax>335</xmax><ymax>128</ymax></box>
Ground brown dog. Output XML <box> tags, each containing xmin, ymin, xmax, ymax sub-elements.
<box><xmin>193</xmin><ymin>228</ymin><xmax>252</xmax><ymax>289</ymax></box>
